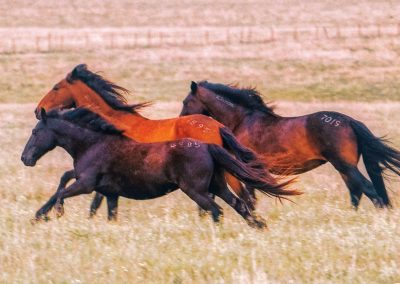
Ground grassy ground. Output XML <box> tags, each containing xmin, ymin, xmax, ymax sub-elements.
<box><xmin>1</xmin><ymin>43</ymin><xmax>400</xmax><ymax>104</ymax></box>
<box><xmin>1</xmin><ymin>102</ymin><xmax>399</xmax><ymax>283</ymax></box>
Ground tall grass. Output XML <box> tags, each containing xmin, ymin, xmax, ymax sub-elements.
<box><xmin>1</xmin><ymin>103</ymin><xmax>399</xmax><ymax>283</ymax></box>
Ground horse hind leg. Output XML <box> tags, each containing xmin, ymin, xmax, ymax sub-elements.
<box><xmin>323</xmin><ymin>133</ymin><xmax>384</xmax><ymax>208</ymax></box>
<box><xmin>338</xmin><ymin>164</ymin><xmax>384</xmax><ymax>209</ymax></box>
<box><xmin>364</xmin><ymin>157</ymin><xmax>391</xmax><ymax>207</ymax></box>
<box><xmin>191</xmin><ymin>192</ymin><xmax>223</xmax><ymax>222</ymax></box>
<box><xmin>339</xmin><ymin>171</ymin><xmax>363</xmax><ymax>209</ymax></box>
<box><xmin>225</xmin><ymin>172</ymin><xmax>256</xmax><ymax>211</ymax></box>
<box><xmin>211</xmin><ymin>173</ymin><xmax>266</xmax><ymax>229</ymax></box>
<box><xmin>180</xmin><ymin>180</ymin><xmax>223</xmax><ymax>222</ymax></box>
<box><xmin>197</xmin><ymin>173</ymin><xmax>255</xmax><ymax>217</ymax></box>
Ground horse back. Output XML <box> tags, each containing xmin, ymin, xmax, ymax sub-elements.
<box><xmin>175</xmin><ymin>114</ymin><xmax>224</xmax><ymax>145</ymax></box>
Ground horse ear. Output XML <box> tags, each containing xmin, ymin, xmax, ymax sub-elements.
<box><xmin>41</xmin><ymin>108</ymin><xmax>47</xmax><ymax>123</ymax></box>
<box><xmin>75</xmin><ymin>63</ymin><xmax>88</xmax><ymax>72</ymax></box>
<box><xmin>67</xmin><ymin>64</ymin><xmax>87</xmax><ymax>82</ymax></box>
<box><xmin>190</xmin><ymin>81</ymin><xmax>198</xmax><ymax>94</ymax></box>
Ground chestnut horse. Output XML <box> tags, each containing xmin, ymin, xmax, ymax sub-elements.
<box><xmin>35</xmin><ymin>64</ymin><xmax>267</xmax><ymax>215</ymax></box>
<box><xmin>22</xmin><ymin>108</ymin><xmax>300</xmax><ymax>227</ymax></box>
<box><xmin>180</xmin><ymin>81</ymin><xmax>400</xmax><ymax>209</ymax></box>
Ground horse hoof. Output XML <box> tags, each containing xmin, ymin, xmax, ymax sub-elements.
<box><xmin>32</xmin><ymin>214</ymin><xmax>50</xmax><ymax>224</ymax></box>
<box><xmin>198</xmin><ymin>209</ymin><xmax>208</xmax><ymax>218</ymax></box>
<box><xmin>247</xmin><ymin>216</ymin><xmax>268</xmax><ymax>230</ymax></box>
<box><xmin>54</xmin><ymin>204</ymin><xmax>65</xmax><ymax>218</ymax></box>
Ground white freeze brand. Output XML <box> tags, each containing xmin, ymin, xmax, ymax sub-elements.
<box><xmin>321</xmin><ymin>114</ymin><xmax>341</xmax><ymax>127</ymax></box>
<box><xmin>216</xmin><ymin>95</ymin><xmax>235</xmax><ymax>107</ymax></box>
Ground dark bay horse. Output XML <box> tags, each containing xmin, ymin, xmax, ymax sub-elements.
<box><xmin>180</xmin><ymin>81</ymin><xmax>400</xmax><ymax>208</ymax></box>
<box><xmin>34</xmin><ymin>64</ymin><xmax>267</xmax><ymax>215</ymax></box>
<box><xmin>21</xmin><ymin>108</ymin><xmax>301</xmax><ymax>228</ymax></box>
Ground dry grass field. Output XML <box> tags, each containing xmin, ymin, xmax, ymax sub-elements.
<box><xmin>1</xmin><ymin>0</ymin><xmax>400</xmax><ymax>283</ymax></box>
<box><xmin>1</xmin><ymin>102</ymin><xmax>400</xmax><ymax>283</ymax></box>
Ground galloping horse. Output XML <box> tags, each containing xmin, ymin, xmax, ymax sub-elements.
<box><xmin>180</xmin><ymin>81</ymin><xmax>400</xmax><ymax>208</ymax></box>
<box><xmin>22</xmin><ymin>108</ymin><xmax>301</xmax><ymax>227</ymax></box>
<box><xmin>35</xmin><ymin>64</ymin><xmax>269</xmax><ymax>214</ymax></box>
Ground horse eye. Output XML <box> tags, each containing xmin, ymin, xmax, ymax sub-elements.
<box><xmin>53</xmin><ymin>85</ymin><xmax>59</xmax><ymax>91</ymax></box>
<box><xmin>32</xmin><ymin>129</ymin><xmax>37</xmax><ymax>135</ymax></box>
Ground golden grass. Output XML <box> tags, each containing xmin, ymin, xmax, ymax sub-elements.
<box><xmin>1</xmin><ymin>1</ymin><xmax>400</xmax><ymax>103</ymax></box>
<box><xmin>1</xmin><ymin>102</ymin><xmax>399</xmax><ymax>283</ymax></box>
<box><xmin>1</xmin><ymin>41</ymin><xmax>400</xmax><ymax>104</ymax></box>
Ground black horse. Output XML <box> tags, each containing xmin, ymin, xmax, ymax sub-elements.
<box><xmin>21</xmin><ymin>108</ymin><xmax>300</xmax><ymax>228</ymax></box>
<box><xmin>180</xmin><ymin>81</ymin><xmax>400</xmax><ymax>209</ymax></box>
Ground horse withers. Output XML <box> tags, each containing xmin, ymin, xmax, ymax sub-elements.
<box><xmin>21</xmin><ymin>108</ymin><xmax>301</xmax><ymax>228</ymax></box>
<box><xmin>180</xmin><ymin>81</ymin><xmax>400</xmax><ymax>209</ymax></box>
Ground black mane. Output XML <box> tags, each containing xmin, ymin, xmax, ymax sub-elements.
<box><xmin>67</xmin><ymin>64</ymin><xmax>150</xmax><ymax>113</ymax></box>
<box><xmin>47</xmin><ymin>108</ymin><xmax>123</xmax><ymax>135</ymax></box>
<box><xmin>198</xmin><ymin>81</ymin><xmax>278</xmax><ymax>116</ymax></box>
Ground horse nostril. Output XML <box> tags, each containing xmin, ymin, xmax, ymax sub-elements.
<box><xmin>21</xmin><ymin>155</ymin><xmax>26</xmax><ymax>162</ymax></box>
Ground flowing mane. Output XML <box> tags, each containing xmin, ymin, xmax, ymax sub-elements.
<box><xmin>47</xmin><ymin>108</ymin><xmax>124</xmax><ymax>135</ymax></box>
<box><xmin>198</xmin><ymin>81</ymin><xmax>278</xmax><ymax>116</ymax></box>
<box><xmin>67</xmin><ymin>64</ymin><xmax>150</xmax><ymax>113</ymax></box>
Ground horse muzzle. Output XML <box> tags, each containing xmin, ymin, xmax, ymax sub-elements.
<box><xmin>21</xmin><ymin>154</ymin><xmax>36</xmax><ymax>167</ymax></box>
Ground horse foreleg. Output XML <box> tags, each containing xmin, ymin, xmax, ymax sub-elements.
<box><xmin>35</xmin><ymin>193</ymin><xmax>58</xmax><ymax>221</ymax></box>
<box><xmin>89</xmin><ymin>193</ymin><xmax>105</xmax><ymax>218</ymax></box>
<box><xmin>54</xmin><ymin>170</ymin><xmax>75</xmax><ymax>216</ymax></box>
<box><xmin>54</xmin><ymin>177</ymin><xmax>96</xmax><ymax>217</ymax></box>
<box><xmin>106</xmin><ymin>195</ymin><xmax>119</xmax><ymax>221</ymax></box>
<box><xmin>34</xmin><ymin>170</ymin><xmax>75</xmax><ymax>221</ymax></box>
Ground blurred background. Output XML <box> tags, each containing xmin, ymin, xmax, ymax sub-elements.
<box><xmin>1</xmin><ymin>0</ymin><xmax>400</xmax><ymax>103</ymax></box>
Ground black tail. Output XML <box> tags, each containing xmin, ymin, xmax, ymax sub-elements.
<box><xmin>219</xmin><ymin>127</ymin><xmax>264</xmax><ymax>169</ymax></box>
<box><xmin>351</xmin><ymin>120</ymin><xmax>400</xmax><ymax>206</ymax></box>
<box><xmin>208</xmin><ymin>144</ymin><xmax>301</xmax><ymax>199</ymax></box>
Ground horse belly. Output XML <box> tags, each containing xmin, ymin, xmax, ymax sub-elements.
<box><xmin>118</xmin><ymin>180</ymin><xmax>178</xmax><ymax>200</ymax></box>
<box><xmin>261</xmin><ymin>150</ymin><xmax>324</xmax><ymax>174</ymax></box>
<box><xmin>246</xmin><ymin>122</ymin><xmax>325</xmax><ymax>174</ymax></box>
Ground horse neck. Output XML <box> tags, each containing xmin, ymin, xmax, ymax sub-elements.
<box><xmin>70</xmin><ymin>81</ymin><xmax>148</xmax><ymax>126</ymax></box>
<box><xmin>201</xmin><ymin>94</ymin><xmax>247</xmax><ymax>131</ymax></box>
<box><xmin>48</xmin><ymin>119</ymin><xmax>102</xmax><ymax>159</ymax></box>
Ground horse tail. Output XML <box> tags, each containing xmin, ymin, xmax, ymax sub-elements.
<box><xmin>219</xmin><ymin>126</ymin><xmax>264</xmax><ymax>169</ymax></box>
<box><xmin>208</xmin><ymin>144</ymin><xmax>301</xmax><ymax>199</ymax></box>
<box><xmin>350</xmin><ymin>119</ymin><xmax>400</xmax><ymax>206</ymax></box>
